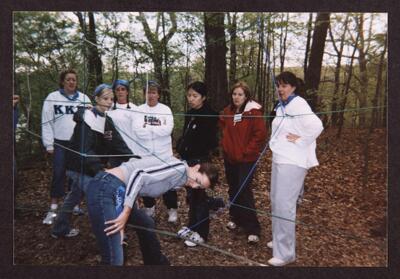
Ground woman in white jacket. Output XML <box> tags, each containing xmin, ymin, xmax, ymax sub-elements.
<box><xmin>268</xmin><ymin>71</ymin><xmax>324</xmax><ymax>266</ymax></box>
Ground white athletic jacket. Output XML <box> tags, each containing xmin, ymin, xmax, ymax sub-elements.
<box><xmin>269</xmin><ymin>96</ymin><xmax>323</xmax><ymax>169</ymax></box>
<box><xmin>120</xmin><ymin>156</ymin><xmax>188</xmax><ymax>208</ymax></box>
<box><xmin>41</xmin><ymin>90</ymin><xmax>91</xmax><ymax>151</ymax></box>
<box><xmin>130</xmin><ymin>102</ymin><xmax>174</xmax><ymax>160</ymax></box>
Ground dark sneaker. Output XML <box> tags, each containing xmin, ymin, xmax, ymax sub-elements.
<box><xmin>51</xmin><ymin>228</ymin><xmax>80</xmax><ymax>239</ymax></box>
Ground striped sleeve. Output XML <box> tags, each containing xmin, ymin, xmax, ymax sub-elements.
<box><xmin>123</xmin><ymin>162</ymin><xmax>186</xmax><ymax>208</ymax></box>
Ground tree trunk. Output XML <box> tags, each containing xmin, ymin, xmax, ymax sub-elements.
<box><xmin>137</xmin><ymin>12</ymin><xmax>177</xmax><ymax>107</ymax></box>
<box><xmin>361</xmin><ymin>33</ymin><xmax>387</xmax><ymax>190</ymax></box>
<box><xmin>304</xmin><ymin>13</ymin><xmax>313</xmax><ymax>78</ymax></box>
<box><xmin>279</xmin><ymin>13</ymin><xmax>289</xmax><ymax>73</ymax></box>
<box><xmin>355</xmin><ymin>14</ymin><xmax>369</xmax><ymax>128</ymax></box>
<box><xmin>204</xmin><ymin>12</ymin><xmax>228</xmax><ymax>112</ymax></box>
<box><xmin>330</xmin><ymin>15</ymin><xmax>350</xmax><ymax>127</ymax></box>
<box><xmin>161</xmin><ymin>13</ymin><xmax>171</xmax><ymax>106</ymax></box>
<box><xmin>227</xmin><ymin>12</ymin><xmax>237</xmax><ymax>89</ymax></box>
<box><xmin>372</xmin><ymin>34</ymin><xmax>387</xmax><ymax>128</ymax></box>
<box><xmin>112</xmin><ymin>37</ymin><xmax>119</xmax><ymax>81</ymax></box>
<box><xmin>304</xmin><ymin>12</ymin><xmax>330</xmax><ymax>111</ymax></box>
<box><xmin>255</xmin><ymin>15</ymin><xmax>264</xmax><ymax>102</ymax></box>
<box><xmin>336</xmin><ymin>31</ymin><xmax>360</xmax><ymax>138</ymax></box>
<box><xmin>76</xmin><ymin>12</ymin><xmax>103</xmax><ymax>95</ymax></box>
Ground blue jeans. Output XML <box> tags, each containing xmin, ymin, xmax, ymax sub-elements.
<box><xmin>86</xmin><ymin>171</ymin><xmax>169</xmax><ymax>266</ymax></box>
<box><xmin>51</xmin><ymin>139</ymin><xmax>71</xmax><ymax>198</ymax></box>
<box><xmin>51</xmin><ymin>171</ymin><xmax>91</xmax><ymax>236</ymax></box>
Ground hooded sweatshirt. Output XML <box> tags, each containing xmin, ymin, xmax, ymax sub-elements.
<box><xmin>220</xmin><ymin>100</ymin><xmax>267</xmax><ymax>163</ymax></box>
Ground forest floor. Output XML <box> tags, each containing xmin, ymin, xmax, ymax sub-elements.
<box><xmin>14</xmin><ymin>128</ymin><xmax>387</xmax><ymax>267</ymax></box>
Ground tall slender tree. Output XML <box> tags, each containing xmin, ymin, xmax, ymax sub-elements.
<box><xmin>329</xmin><ymin>14</ymin><xmax>350</xmax><ymax>127</ymax></box>
<box><xmin>204</xmin><ymin>12</ymin><xmax>228</xmax><ymax>112</ymax></box>
<box><xmin>304</xmin><ymin>13</ymin><xmax>313</xmax><ymax>78</ymax></box>
<box><xmin>354</xmin><ymin>13</ymin><xmax>370</xmax><ymax>128</ymax></box>
<box><xmin>337</xmin><ymin>30</ymin><xmax>360</xmax><ymax>138</ymax></box>
<box><xmin>304</xmin><ymin>12</ymin><xmax>330</xmax><ymax>111</ymax></box>
<box><xmin>76</xmin><ymin>12</ymin><xmax>103</xmax><ymax>94</ymax></box>
<box><xmin>227</xmin><ymin>12</ymin><xmax>237</xmax><ymax>89</ymax></box>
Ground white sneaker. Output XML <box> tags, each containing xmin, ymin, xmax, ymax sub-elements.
<box><xmin>226</xmin><ymin>221</ymin><xmax>237</xmax><ymax>230</ymax></box>
<box><xmin>167</xmin><ymin>208</ymin><xmax>178</xmax><ymax>223</ymax></box>
<box><xmin>247</xmin><ymin>234</ymin><xmax>260</xmax><ymax>244</ymax></box>
<box><xmin>184</xmin><ymin>231</ymin><xmax>205</xmax><ymax>247</ymax></box>
<box><xmin>72</xmin><ymin>206</ymin><xmax>85</xmax><ymax>216</ymax></box>
<box><xmin>268</xmin><ymin>257</ymin><xmax>294</xmax><ymax>266</ymax></box>
<box><xmin>267</xmin><ymin>241</ymin><xmax>273</xmax><ymax>249</ymax></box>
<box><xmin>177</xmin><ymin>226</ymin><xmax>193</xmax><ymax>238</ymax></box>
<box><xmin>143</xmin><ymin>206</ymin><xmax>155</xmax><ymax>218</ymax></box>
<box><xmin>43</xmin><ymin>210</ymin><xmax>57</xmax><ymax>225</ymax></box>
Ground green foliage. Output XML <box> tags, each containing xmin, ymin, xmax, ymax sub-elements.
<box><xmin>13</xmin><ymin>12</ymin><xmax>387</xmax><ymax>161</ymax></box>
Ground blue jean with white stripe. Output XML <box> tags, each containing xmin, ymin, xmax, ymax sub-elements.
<box><xmin>86</xmin><ymin>171</ymin><xmax>169</xmax><ymax>265</ymax></box>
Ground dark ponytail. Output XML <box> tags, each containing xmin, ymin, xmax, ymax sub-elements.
<box><xmin>295</xmin><ymin>77</ymin><xmax>305</xmax><ymax>97</ymax></box>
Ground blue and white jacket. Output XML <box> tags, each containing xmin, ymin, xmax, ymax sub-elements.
<box><xmin>120</xmin><ymin>156</ymin><xmax>187</xmax><ymax>208</ymax></box>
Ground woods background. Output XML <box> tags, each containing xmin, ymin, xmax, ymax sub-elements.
<box><xmin>13</xmin><ymin>12</ymin><xmax>388</xmax><ymax>266</ymax></box>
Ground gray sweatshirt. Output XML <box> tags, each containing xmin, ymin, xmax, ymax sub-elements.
<box><xmin>119</xmin><ymin>156</ymin><xmax>188</xmax><ymax>208</ymax></box>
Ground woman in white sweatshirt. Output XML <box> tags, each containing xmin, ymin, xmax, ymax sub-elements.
<box><xmin>107</xmin><ymin>79</ymin><xmax>138</xmax><ymax>168</ymax></box>
<box><xmin>268</xmin><ymin>71</ymin><xmax>324</xmax><ymax>266</ymax></box>
<box><xmin>41</xmin><ymin>69</ymin><xmax>91</xmax><ymax>225</ymax></box>
<box><xmin>132</xmin><ymin>81</ymin><xmax>178</xmax><ymax>222</ymax></box>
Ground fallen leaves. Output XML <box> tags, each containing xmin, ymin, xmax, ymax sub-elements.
<box><xmin>14</xmin><ymin>127</ymin><xmax>387</xmax><ymax>266</ymax></box>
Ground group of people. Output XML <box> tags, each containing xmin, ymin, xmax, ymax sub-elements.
<box><xmin>37</xmin><ymin>68</ymin><xmax>323</xmax><ymax>266</ymax></box>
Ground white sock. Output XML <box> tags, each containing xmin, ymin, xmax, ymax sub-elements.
<box><xmin>73</xmin><ymin>205</ymin><xmax>80</xmax><ymax>210</ymax></box>
<box><xmin>50</xmin><ymin>204</ymin><xmax>58</xmax><ymax>211</ymax></box>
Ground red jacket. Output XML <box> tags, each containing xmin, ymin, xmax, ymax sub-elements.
<box><xmin>220</xmin><ymin>100</ymin><xmax>267</xmax><ymax>163</ymax></box>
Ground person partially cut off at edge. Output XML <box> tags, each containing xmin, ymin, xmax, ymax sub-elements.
<box><xmin>85</xmin><ymin>155</ymin><xmax>219</xmax><ymax>265</ymax></box>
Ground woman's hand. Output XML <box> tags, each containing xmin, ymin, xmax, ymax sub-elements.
<box><xmin>104</xmin><ymin>206</ymin><xmax>132</xmax><ymax>236</ymax></box>
<box><xmin>286</xmin><ymin>133</ymin><xmax>300</xmax><ymax>143</ymax></box>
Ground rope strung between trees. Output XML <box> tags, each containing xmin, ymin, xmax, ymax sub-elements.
<box><xmin>15</xmin><ymin>12</ymin><xmax>386</xmax><ymax>266</ymax></box>
<box><xmin>40</xmin><ymin>98</ymin><xmax>385</xmax><ymax>119</ymax></box>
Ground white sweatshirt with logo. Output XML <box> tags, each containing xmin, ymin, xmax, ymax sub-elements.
<box><xmin>130</xmin><ymin>102</ymin><xmax>174</xmax><ymax>160</ymax></box>
<box><xmin>41</xmin><ymin>90</ymin><xmax>91</xmax><ymax>151</ymax></box>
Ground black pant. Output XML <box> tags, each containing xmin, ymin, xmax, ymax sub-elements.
<box><xmin>187</xmin><ymin>188</ymin><xmax>209</xmax><ymax>240</ymax></box>
<box><xmin>224</xmin><ymin>160</ymin><xmax>261</xmax><ymax>236</ymax></box>
<box><xmin>130</xmin><ymin>208</ymin><xmax>170</xmax><ymax>265</ymax></box>
<box><xmin>142</xmin><ymin>190</ymin><xmax>177</xmax><ymax>209</ymax></box>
